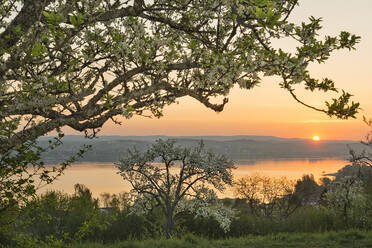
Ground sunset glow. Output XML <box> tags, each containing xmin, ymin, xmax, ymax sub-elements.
<box><xmin>313</xmin><ymin>136</ymin><xmax>320</xmax><ymax>141</ymax></box>
<box><xmin>62</xmin><ymin>0</ymin><xmax>372</xmax><ymax>141</ymax></box>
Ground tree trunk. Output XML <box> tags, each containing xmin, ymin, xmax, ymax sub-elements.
<box><xmin>165</xmin><ymin>214</ymin><xmax>175</xmax><ymax>239</ymax></box>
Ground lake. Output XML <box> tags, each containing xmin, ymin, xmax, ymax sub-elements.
<box><xmin>40</xmin><ymin>159</ymin><xmax>349</xmax><ymax>198</ymax></box>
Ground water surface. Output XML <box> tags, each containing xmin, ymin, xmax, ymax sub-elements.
<box><xmin>41</xmin><ymin>159</ymin><xmax>349</xmax><ymax>198</ymax></box>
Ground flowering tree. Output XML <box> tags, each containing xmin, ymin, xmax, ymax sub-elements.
<box><xmin>0</xmin><ymin>0</ymin><xmax>361</xmax><ymax>217</ymax></box>
<box><xmin>325</xmin><ymin>176</ymin><xmax>367</xmax><ymax>228</ymax></box>
<box><xmin>116</xmin><ymin>139</ymin><xmax>235</xmax><ymax>238</ymax></box>
<box><xmin>0</xmin><ymin>0</ymin><xmax>361</xmax><ymax>153</ymax></box>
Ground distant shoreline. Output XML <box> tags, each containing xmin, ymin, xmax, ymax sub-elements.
<box><xmin>40</xmin><ymin>134</ymin><xmax>360</xmax><ymax>143</ymax></box>
<box><xmin>44</xmin><ymin>157</ymin><xmax>350</xmax><ymax>168</ymax></box>
<box><xmin>39</xmin><ymin>135</ymin><xmax>362</xmax><ymax>165</ymax></box>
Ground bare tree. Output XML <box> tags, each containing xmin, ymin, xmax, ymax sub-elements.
<box><xmin>235</xmin><ymin>174</ymin><xmax>297</xmax><ymax>219</ymax></box>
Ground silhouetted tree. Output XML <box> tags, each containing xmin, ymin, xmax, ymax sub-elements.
<box><xmin>292</xmin><ymin>174</ymin><xmax>322</xmax><ymax>206</ymax></box>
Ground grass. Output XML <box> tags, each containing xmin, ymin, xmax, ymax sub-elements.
<box><xmin>69</xmin><ymin>230</ymin><xmax>372</xmax><ymax>248</ymax></box>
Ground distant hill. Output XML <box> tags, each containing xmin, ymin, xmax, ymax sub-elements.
<box><xmin>39</xmin><ymin>135</ymin><xmax>365</xmax><ymax>164</ymax></box>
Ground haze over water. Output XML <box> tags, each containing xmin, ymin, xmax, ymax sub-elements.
<box><xmin>42</xmin><ymin>159</ymin><xmax>349</xmax><ymax>198</ymax></box>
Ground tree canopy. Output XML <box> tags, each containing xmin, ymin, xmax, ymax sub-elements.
<box><xmin>116</xmin><ymin>139</ymin><xmax>235</xmax><ymax>238</ymax></box>
<box><xmin>0</xmin><ymin>0</ymin><xmax>361</xmax><ymax>154</ymax></box>
<box><xmin>0</xmin><ymin>0</ymin><xmax>362</xmax><ymax>215</ymax></box>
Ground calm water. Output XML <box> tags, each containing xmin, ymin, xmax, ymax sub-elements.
<box><xmin>41</xmin><ymin>159</ymin><xmax>349</xmax><ymax>198</ymax></box>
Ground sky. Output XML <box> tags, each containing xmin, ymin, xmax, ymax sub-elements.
<box><xmin>70</xmin><ymin>0</ymin><xmax>372</xmax><ymax>140</ymax></box>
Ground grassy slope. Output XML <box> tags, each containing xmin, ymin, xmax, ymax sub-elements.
<box><xmin>70</xmin><ymin>230</ymin><xmax>372</xmax><ymax>248</ymax></box>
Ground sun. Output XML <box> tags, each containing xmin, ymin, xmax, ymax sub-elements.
<box><xmin>312</xmin><ymin>136</ymin><xmax>320</xmax><ymax>141</ymax></box>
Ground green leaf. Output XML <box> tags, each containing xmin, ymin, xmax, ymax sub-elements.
<box><xmin>31</xmin><ymin>42</ymin><xmax>44</xmax><ymax>57</ymax></box>
<box><xmin>42</xmin><ymin>11</ymin><xmax>51</xmax><ymax>19</ymax></box>
<box><xmin>13</xmin><ymin>25</ymin><xmax>21</xmax><ymax>34</ymax></box>
<box><xmin>69</xmin><ymin>13</ymin><xmax>85</xmax><ymax>28</ymax></box>
<box><xmin>70</xmin><ymin>15</ymin><xmax>77</xmax><ymax>26</ymax></box>
<box><xmin>126</xmin><ymin>106</ymin><xmax>135</xmax><ymax>112</ymax></box>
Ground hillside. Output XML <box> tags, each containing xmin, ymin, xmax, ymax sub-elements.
<box><xmin>39</xmin><ymin>135</ymin><xmax>365</xmax><ymax>164</ymax></box>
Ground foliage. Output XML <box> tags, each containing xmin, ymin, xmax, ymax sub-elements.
<box><xmin>0</xmin><ymin>206</ymin><xmax>18</xmax><ymax>245</ymax></box>
<box><xmin>0</xmin><ymin>132</ymin><xmax>90</xmax><ymax>212</ymax></box>
<box><xmin>333</xmin><ymin>164</ymin><xmax>372</xmax><ymax>183</ymax></box>
<box><xmin>179</xmin><ymin>213</ymin><xmax>227</xmax><ymax>239</ymax></box>
<box><xmin>100</xmin><ymin>192</ymin><xmax>130</xmax><ymax>210</ymax></box>
<box><xmin>331</xmin><ymin>117</ymin><xmax>372</xmax><ymax>228</ymax></box>
<box><xmin>0</xmin><ymin>1</ymin><xmax>362</xmax><ymax>239</ymax></box>
<box><xmin>0</xmin><ymin>133</ymin><xmax>91</xmax><ymax>248</ymax></box>
<box><xmin>116</xmin><ymin>139</ymin><xmax>235</xmax><ymax>238</ymax></box>
<box><xmin>231</xmin><ymin>171</ymin><xmax>372</xmax><ymax>235</ymax></box>
<box><xmin>3</xmin><ymin>184</ymin><xmax>106</xmax><ymax>247</ymax></box>
<box><xmin>97</xmin><ymin>192</ymin><xmax>149</xmax><ymax>241</ymax></box>
<box><xmin>97</xmin><ymin>208</ymin><xmax>148</xmax><ymax>242</ymax></box>
<box><xmin>0</xmin><ymin>0</ymin><xmax>361</xmax><ymax>155</ymax></box>
<box><xmin>2</xmin><ymin>171</ymin><xmax>372</xmax><ymax>246</ymax></box>
<box><xmin>292</xmin><ymin>174</ymin><xmax>323</xmax><ymax>206</ymax></box>
<box><xmin>234</xmin><ymin>174</ymin><xmax>296</xmax><ymax>219</ymax></box>
<box><xmin>325</xmin><ymin>176</ymin><xmax>369</xmax><ymax>229</ymax></box>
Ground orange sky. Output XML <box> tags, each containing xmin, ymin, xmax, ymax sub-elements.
<box><xmin>65</xmin><ymin>0</ymin><xmax>372</xmax><ymax>140</ymax></box>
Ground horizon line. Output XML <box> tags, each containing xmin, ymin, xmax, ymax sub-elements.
<box><xmin>42</xmin><ymin>134</ymin><xmax>361</xmax><ymax>142</ymax></box>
